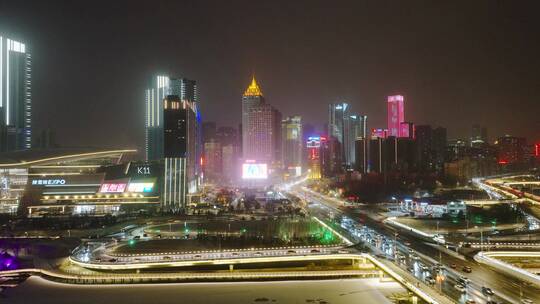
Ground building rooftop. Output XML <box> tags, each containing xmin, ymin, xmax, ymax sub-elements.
<box><xmin>243</xmin><ymin>76</ymin><xmax>263</xmax><ymax>97</ymax></box>
<box><xmin>0</xmin><ymin>148</ymin><xmax>137</xmax><ymax>168</ymax></box>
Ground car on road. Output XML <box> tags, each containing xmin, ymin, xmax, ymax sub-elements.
<box><xmin>458</xmin><ymin>276</ymin><xmax>470</xmax><ymax>285</ymax></box>
<box><xmin>465</xmin><ymin>299</ymin><xmax>476</xmax><ymax>304</ymax></box>
<box><xmin>462</xmin><ymin>266</ymin><xmax>472</xmax><ymax>273</ymax></box>
<box><xmin>310</xmin><ymin>249</ymin><xmax>321</xmax><ymax>253</ymax></box>
<box><xmin>482</xmin><ymin>287</ymin><xmax>494</xmax><ymax>296</ymax></box>
<box><xmin>424</xmin><ymin>276</ymin><xmax>435</xmax><ymax>285</ymax></box>
<box><xmin>450</xmin><ymin>263</ymin><xmax>458</xmax><ymax>269</ymax></box>
<box><xmin>486</xmin><ymin>301</ymin><xmax>497</xmax><ymax>304</ymax></box>
<box><xmin>454</xmin><ymin>284</ymin><xmax>466</xmax><ymax>293</ymax></box>
<box><xmin>287</xmin><ymin>250</ymin><xmax>296</xmax><ymax>254</ymax></box>
<box><xmin>521</xmin><ymin>298</ymin><xmax>534</xmax><ymax>304</ymax></box>
<box><xmin>163</xmin><ymin>256</ymin><xmax>172</xmax><ymax>260</ymax></box>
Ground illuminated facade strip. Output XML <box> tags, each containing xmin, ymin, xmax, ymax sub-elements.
<box><xmin>0</xmin><ymin>149</ymin><xmax>136</xmax><ymax>167</ymax></box>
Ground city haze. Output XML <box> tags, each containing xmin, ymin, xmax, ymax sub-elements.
<box><xmin>1</xmin><ymin>0</ymin><xmax>539</xmax><ymax>151</ymax></box>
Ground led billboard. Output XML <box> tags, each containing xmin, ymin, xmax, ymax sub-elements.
<box><xmin>127</xmin><ymin>182</ymin><xmax>154</xmax><ymax>193</ymax></box>
<box><xmin>242</xmin><ymin>163</ymin><xmax>268</xmax><ymax>179</ymax></box>
<box><xmin>99</xmin><ymin>183</ymin><xmax>127</xmax><ymax>193</ymax></box>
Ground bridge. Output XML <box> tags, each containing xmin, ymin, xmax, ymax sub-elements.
<box><xmin>1</xmin><ymin>252</ymin><xmax>446</xmax><ymax>304</ymax></box>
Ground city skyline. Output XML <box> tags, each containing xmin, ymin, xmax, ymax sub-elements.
<box><xmin>1</xmin><ymin>1</ymin><xmax>539</xmax><ymax>152</ymax></box>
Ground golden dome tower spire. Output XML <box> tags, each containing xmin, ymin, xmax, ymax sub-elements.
<box><xmin>243</xmin><ymin>75</ymin><xmax>263</xmax><ymax>97</ymax></box>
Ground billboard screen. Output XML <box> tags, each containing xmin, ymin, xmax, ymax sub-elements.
<box><xmin>99</xmin><ymin>183</ymin><xmax>127</xmax><ymax>193</ymax></box>
<box><xmin>242</xmin><ymin>163</ymin><xmax>268</xmax><ymax>179</ymax></box>
<box><xmin>127</xmin><ymin>182</ymin><xmax>155</xmax><ymax>193</ymax></box>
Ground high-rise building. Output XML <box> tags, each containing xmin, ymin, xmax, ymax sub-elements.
<box><xmin>399</xmin><ymin>122</ymin><xmax>415</xmax><ymax>139</ymax></box>
<box><xmin>307</xmin><ymin>136</ymin><xmax>323</xmax><ymax>179</ymax></box>
<box><xmin>281</xmin><ymin>116</ymin><xmax>303</xmax><ymax>175</ymax></box>
<box><xmin>145</xmin><ymin>76</ymin><xmax>198</xmax><ymax>161</ymax></box>
<box><xmin>348</xmin><ymin>114</ymin><xmax>367</xmax><ymax>166</ymax></box>
<box><xmin>328</xmin><ymin>103</ymin><xmax>350</xmax><ymax>168</ymax></box>
<box><xmin>242</xmin><ymin>76</ymin><xmax>264</xmax><ymax>158</ymax></box>
<box><xmin>161</xmin><ymin>95</ymin><xmax>199</xmax><ymax>211</ymax></box>
<box><xmin>368</xmin><ymin>137</ymin><xmax>415</xmax><ymax>174</ymax></box>
<box><xmin>145</xmin><ymin>76</ymin><xmax>201</xmax><ymax>212</ymax></box>
<box><xmin>354</xmin><ymin>137</ymin><xmax>368</xmax><ymax>173</ymax></box>
<box><xmin>432</xmin><ymin>127</ymin><xmax>447</xmax><ymax>172</ymax></box>
<box><xmin>221</xmin><ymin>144</ymin><xmax>236</xmax><ymax>182</ymax></box>
<box><xmin>241</xmin><ymin>76</ymin><xmax>281</xmax><ymax>165</ymax></box>
<box><xmin>387</xmin><ymin>95</ymin><xmax>404</xmax><ymax>138</ymax></box>
<box><xmin>471</xmin><ymin>124</ymin><xmax>488</xmax><ymax>148</ymax></box>
<box><xmin>415</xmin><ymin>125</ymin><xmax>433</xmax><ymax>171</ymax></box>
<box><xmin>203</xmin><ymin>139</ymin><xmax>222</xmax><ymax>182</ymax></box>
<box><xmin>0</xmin><ymin>36</ymin><xmax>31</xmax><ymax>151</ymax></box>
<box><xmin>414</xmin><ymin>125</ymin><xmax>447</xmax><ymax>173</ymax></box>
<box><xmin>495</xmin><ymin>135</ymin><xmax>527</xmax><ymax>167</ymax></box>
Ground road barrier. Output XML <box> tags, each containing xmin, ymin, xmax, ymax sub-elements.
<box><xmin>475</xmin><ymin>251</ymin><xmax>540</xmax><ymax>286</ymax></box>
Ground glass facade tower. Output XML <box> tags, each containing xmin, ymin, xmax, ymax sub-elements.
<box><xmin>0</xmin><ymin>36</ymin><xmax>31</xmax><ymax>151</ymax></box>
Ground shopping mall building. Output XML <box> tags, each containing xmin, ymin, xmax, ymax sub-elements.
<box><xmin>0</xmin><ymin>149</ymin><xmax>171</xmax><ymax>216</ymax></box>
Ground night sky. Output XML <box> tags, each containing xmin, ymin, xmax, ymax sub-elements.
<box><xmin>1</xmin><ymin>0</ymin><xmax>539</xmax><ymax>153</ymax></box>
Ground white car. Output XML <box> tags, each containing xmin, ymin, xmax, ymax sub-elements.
<box><xmin>454</xmin><ymin>284</ymin><xmax>466</xmax><ymax>293</ymax></box>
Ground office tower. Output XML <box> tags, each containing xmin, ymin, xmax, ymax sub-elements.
<box><xmin>415</xmin><ymin>125</ymin><xmax>433</xmax><ymax>171</ymax></box>
<box><xmin>217</xmin><ymin>126</ymin><xmax>239</xmax><ymax>181</ymax></box>
<box><xmin>348</xmin><ymin>114</ymin><xmax>367</xmax><ymax>167</ymax></box>
<box><xmin>0</xmin><ymin>36</ymin><xmax>31</xmax><ymax>151</ymax></box>
<box><xmin>471</xmin><ymin>124</ymin><xmax>488</xmax><ymax>147</ymax></box>
<box><xmin>245</xmin><ymin>103</ymin><xmax>281</xmax><ymax>163</ymax></box>
<box><xmin>221</xmin><ymin>144</ymin><xmax>235</xmax><ymax>182</ymax></box>
<box><xmin>355</xmin><ymin>137</ymin><xmax>368</xmax><ymax>173</ymax></box>
<box><xmin>328</xmin><ymin>103</ymin><xmax>350</xmax><ymax>167</ymax></box>
<box><xmin>432</xmin><ymin>127</ymin><xmax>447</xmax><ymax>172</ymax></box>
<box><xmin>495</xmin><ymin>135</ymin><xmax>527</xmax><ymax>166</ymax></box>
<box><xmin>307</xmin><ymin>136</ymin><xmax>323</xmax><ymax>179</ymax></box>
<box><xmin>326</xmin><ymin>135</ymin><xmax>342</xmax><ymax>175</ymax></box>
<box><xmin>161</xmin><ymin>95</ymin><xmax>199</xmax><ymax>211</ymax></box>
<box><xmin>241</xmin><ymin>76</ymin><xmax>281</xmax><ymax>165</ymax></box>
<box><xmin>145</xmin><ymin>76</ymin><xmax>198</xmax><ymax>161</ymax></box>
<box><xmin>447</xmin><ymin>139</ymin><xmax>468</xmax><ymax>161</ymax></box>
<box><xmin>387</xmin><ymin>95</ymin><xmax>404</xmax><ymax>138</ymax></box>
<box><xmin>203</xmin><ymin>139</ymin><xmax>222</xmax><ymax>182</ymax></box>
<box><xmin>281</xmin><ymin>116</ymin><xmax>303</xmax><ymax>175</ymax></box>
<box><xmin>400</xmin><ymin>122</ymin><xmax>415</xmax><ymax>139</ymax></box>
<box><xmin>369</xmin><ymin>137</ymin><xmax>384</xmax><ymax>173</ymax></box>
<box><xmin>242</xmin><ymin>76</ymin><xmax>264</xmax><ymax>158</ymax></box>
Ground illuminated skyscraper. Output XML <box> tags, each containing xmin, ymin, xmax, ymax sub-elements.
<box><xmin>241</xmin><ymin>76</ymin><xmax>281</xmax><ymax>165</ymax></box>
<box><xmin>145</xmin><ymin>76</ymin><xmax>198</xmax><ymax>161</ymax></box>
<box><xmin>242</xmin><ymin>76</ymin><xmax>264</xmax><ymax>158</ymax></box>
<box><xmin>281</xmin><ymin>116</ymin><xmax>303</xmax><ymax>175</ymax></box>
<box><xmin>387</xmin><ymin>95</ymin><xmax>404</xmax><ymax>138</ymax></box>
<box><xmin>348</xmin><ymin>114</ymin><xmax>367</xmax><ymax>166</ymax></box>
<box><xmin>328</xmin><ymin>103</ymin><xmax>349</xmax><ymax>168</ymax></box>
<box><xmin>0</xmin><ymin>36</ymin><xmax>31</xmax><ymax>151</ymax></box>
<box><xmin>145</xmin><ymin>76</ymin><xmax>200</xmax><ymax>212</ymax></box>
<box><xmin>161</xmin><ymin>95</ymin><xmax>200</xmax><ymax>212</ymax></box>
